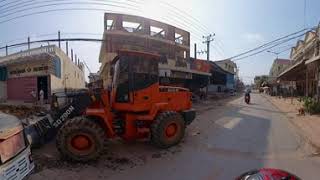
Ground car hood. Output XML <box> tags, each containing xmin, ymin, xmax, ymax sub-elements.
<box><xmin>0</xmin><ymin>113</ymin><xmax>23</xmax><ymax>139</ymax></box>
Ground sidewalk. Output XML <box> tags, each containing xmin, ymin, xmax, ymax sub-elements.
<box><xmin>264</xmin><ymin>95</ymin><xmax>320</xmax><ymax>150</ymax></box>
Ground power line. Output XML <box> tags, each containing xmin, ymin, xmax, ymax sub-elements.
<box><xmin>0</xmin><ymin>38</ymin><xmax>104</xmax><ymax>50</ymax></box>
<box><xmin>0</xmin><ymin>1</ymin><xmax>139</xmax><ymax>18</ymax></box>
<box><xmin>0</xmin><ymin>0</ymin><xmax>22</xmax><ymax>8</ymax></box>
<box><xmin>0</xmin><ymin>0</ymin><xmax>226</xmax><ymax>58</ymax></box>
<box><xmin>0</xmin><ymin>32</ymin><xmax>102</xmax><ymax>46</ymax></box>
<box><xmin>233</xmin><ymin>32</ymin><xmax>306</xmax><ymax>61</ymax></box>
<box><xmin>210</xmin><ymin>44</ymin><xmax>224</xmax><ymax>58</ymax></box>
<box><xmin>272</xmin><ymin>46</ymin><xmax>292</xmax><ymax>55</ymax></box>
<box><xmin>0</xmin><ymin>0</ymin><xmax>221</xmax><ymax>54</ymax></box>
<box><xmin>0</xmin><ymin>0</ymin><xmax>139</xmax><ymax>14</ymax></box>
<box><xmin>157</xmin><ymin>1</ymin><xmax>226</xmax><ymax>55</ymax></box>
<box><xmin>0</xmin><ymin>0</ymin><xmax>209</xmax><ymax>46</ymax></box>
<box><xmin>0</xmin><ymin>8</ymin><xmax>132</xmax><ymax>24</ymax></box>
<box><xmin>158</xmin><ymin>1</ymin><xmax>210</xmax><ymax>33</ymax></box>
<box><xmin>229</xmin><ymin>27</ymin><xmax>313</xmax><ymax>60</ymax></box>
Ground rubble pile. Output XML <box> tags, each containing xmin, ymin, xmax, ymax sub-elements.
<box><xmin>0</xmin><ymin>105</ymin><xmax>45</xmax><ymax>119</ymax></box>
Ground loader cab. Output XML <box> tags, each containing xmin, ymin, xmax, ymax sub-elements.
<box><xmin>111</xmin><ymin>51</ymin><xmax>159</xmax><ymax>111</ymax></box>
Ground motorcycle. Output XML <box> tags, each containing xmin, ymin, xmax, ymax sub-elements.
<box><xmin>245</xmin><ymin>93</ymin><xmax>250</xmax><ymax>104</ymax></box>
<box><xmin>236</xmin><ymin>168</ymin><xmax>301</xmax><ymax>180</ymax></box>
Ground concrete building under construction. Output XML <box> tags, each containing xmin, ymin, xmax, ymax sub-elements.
<box><xmin>99</xmin><ymin>13</ymin><xmax>210</xmax><ymax>88</ymax></box>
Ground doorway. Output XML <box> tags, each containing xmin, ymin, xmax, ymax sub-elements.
<box><xmin>37</xmin><ymin>76</ymin><xmax>48</xmax><ymax>100</ymax></box>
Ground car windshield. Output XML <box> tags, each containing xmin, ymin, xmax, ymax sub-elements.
<box><xmin>1</xmin><ymin>0</ymin><xmax>319</xmax><ymax>179</ymax></box>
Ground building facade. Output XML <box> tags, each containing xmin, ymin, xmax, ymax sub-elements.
<box><xmin>278</xmin><ymin>26</ymin><xmax>320</xmax><ymax>98</ymax></box>
<box><xmin>99</xmin><ymin>13</ymin><xmax>209</xmax><ymax>88</ymax></box>
<box><xmin>0</xmin><ymin>45</ymin><xmax>85</xmax><ymax>103</ymax></box>
<box><xmin>268</xmin><ymin>59</ymin><xmax>291</xmax><ymax>95</ymax></box>
<box><xmin>189</xmin><ymin>59</ymin><xmax>235</xmax><ymax>93</ymax></box>
<box><xmin>215</xmin><ymin>59</ymin><xmax>237</xmax><ymax>90</ymax></box>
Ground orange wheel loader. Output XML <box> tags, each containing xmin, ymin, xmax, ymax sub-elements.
<box><xmin>25</xmin><ymin>50</ymin><xmax>195</xmax><ymax>162</ymax></box>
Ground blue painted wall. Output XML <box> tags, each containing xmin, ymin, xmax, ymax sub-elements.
<box><xmin>226</xmin><ymin>73</ymin><xmax>235</xmax><ymax>90</ymax></box>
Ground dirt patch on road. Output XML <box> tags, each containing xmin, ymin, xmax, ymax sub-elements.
<box><xmin>0</xmin><ymin>104</ymin><xmax>45</xmax><ymax>119</ymax></box>
<box><xmin>30</xmin><ymin>95</ymin><xmax>235</xmax><ymax>180</ymax></box>
<box><xmin>30</xmin><ymin>138</ymin><xmax>185</xmax><ymax>180</ymax></box>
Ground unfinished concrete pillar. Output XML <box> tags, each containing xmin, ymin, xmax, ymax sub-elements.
<box><xmin>167</xmin><ymin>25</ymin><xmax>175</xmax><ymax>41</ymax></box>
<box><xmin>115</xmin><ymin>15</ymin><xmax>123</xmax><ymax>30</ymax></box>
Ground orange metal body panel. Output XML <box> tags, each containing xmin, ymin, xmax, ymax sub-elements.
<box><xmin>82</xmin><ymin>51</ymin><xmax>193</xmax><ymax>141</ymax></box>
<box><xmin>85</xmin><ymin>90</ymin><xmax>116</xmax><ymax>138</ymax></box>
<box><xmin>112</xmin><ymin>83</ymin><xmax>191</xmax><ymax>113</ymax></box>
<box><xmin>83</xmin><ymin>83</ymin><xmax>192</xmax><ymax>141</ymax></box>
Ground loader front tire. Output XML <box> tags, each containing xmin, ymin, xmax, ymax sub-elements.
<box><xmin>56</xmin><ymin>117</ymin><xmax>106</xmax><ymax>162</ymax></box>
<box><xmin>151</xmin><ymin>111</ymin><xmax>185</xmax><ymax>148</ymax></box>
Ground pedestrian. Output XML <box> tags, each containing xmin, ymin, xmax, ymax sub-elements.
<box><xmin>30</xmin><ymin>90</ymin><xmax>37</xmax><ymax>105</ymax></box>
<box><xmin>39</xmin><ymin>88</ymin><xmax>44</xmax><ymax>105</ymax></box>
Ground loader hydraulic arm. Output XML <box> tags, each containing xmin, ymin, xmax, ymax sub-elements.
<box><xmin>25</xmin><ymin>90</ymin><xmax>97</xmax><ymax>146</ymax></box>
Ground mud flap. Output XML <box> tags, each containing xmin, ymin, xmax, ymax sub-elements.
<box><xmin>181</xmin><ymin>109</ymin><xmax>196</xmax><ymax>125</ymax></box>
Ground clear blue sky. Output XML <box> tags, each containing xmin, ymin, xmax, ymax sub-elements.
<box><xmin>1</xmin><ymin>0</ymin><xmax>319</xmax><ymax>84</ymax></box>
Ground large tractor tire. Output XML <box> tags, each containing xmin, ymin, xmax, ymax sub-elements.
<box><xmin>151</xmin><ymin>111</ymin><xmax>185</xmax><ymax>148</ymax></box>
<box><xmin>56</xmin><ymin>117</ymin><xmax>106</xmax><ymax>162</ymax></box>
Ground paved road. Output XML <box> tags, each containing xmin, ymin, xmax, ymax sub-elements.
<box><xmin>107</xmin><ymin>93</ymin><xmax>320</xmax><ymax>180</ymax></box>
<box><xmin>31</xmin><ymin>93</ymin><xmax>320</xmax><ymax>180</ymax></box>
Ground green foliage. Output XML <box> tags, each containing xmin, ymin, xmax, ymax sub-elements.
<box><xmin>302</xmin><ymin>97</ymin><xmax>320</xmax><ymax>114</ymax></box>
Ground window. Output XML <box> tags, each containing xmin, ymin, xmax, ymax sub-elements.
<box><xmin>175</xmin><ymin>33</ymin><xmax>183</xmax><ymax>44</ymax></box>
<box><xmin>53</xmin><ymin>56</ymin><xmax>61</xmax><ymax>78</ymax></box>
<box><xmin>106</xmin><ymin>20</ymin><xmax>114</xmax><ymax>30</ymax></box>
<box><xmin>123</xmin><ymin>21</ymin><xmax>142</xmax><ymax>33</ymax></box>
<box><xmin>151</xmin><ymin>26</ymin><xmax>165</xmax><ymax>38</ymax></box>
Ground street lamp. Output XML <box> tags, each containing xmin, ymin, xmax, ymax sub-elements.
<box><xmin>266</xmin><ymin>50</ymin><xmax>280</xmax><ymax>59</ymax></box>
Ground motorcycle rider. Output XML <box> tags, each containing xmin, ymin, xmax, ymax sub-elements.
<box><xmin>245</xmin><ymin>88</ymin><xmax>251</xmax><ymax>103</ymax></box>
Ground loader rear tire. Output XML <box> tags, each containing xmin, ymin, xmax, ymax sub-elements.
<box><xmin>151</xmin><ymin>111</ymin><xmax>185</xmax><ymax>148</ymax></box>
<box><xmin>56</xmin><ymin>117</ymin><xmax>106</xmax><ymax>162</ymax></box>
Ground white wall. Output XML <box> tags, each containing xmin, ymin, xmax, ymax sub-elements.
<box><xmin>54</xmin><ymin>46</ymin><xmax>86</xmax><ymax>90</ymax></box>
<box><xmin>50</xmin><ymin>75</ymin><xmax>64</xmax><ymax>94</ymax></box>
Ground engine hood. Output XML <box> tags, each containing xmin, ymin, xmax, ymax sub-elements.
<box><xmin>0</xmin><ymin>113</ymin><xmax>23</xmax><ymax>139</ymax></box>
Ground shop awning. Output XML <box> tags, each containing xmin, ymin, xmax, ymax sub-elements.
<box><xmin>305</xmin><ymin>55</ymin><xmax>320</xmax><ymax>64</ymax></box>
<box><xmin>278</xmin><ymin>60</ymin><xmax>306</xmax><ymax>81</ymax></box>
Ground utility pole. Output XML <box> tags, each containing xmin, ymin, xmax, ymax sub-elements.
<box><xmin>202</xmin><ymin>34</ymin><xmax>215</xmax><ymax>61</ymax></box>
<box><xmin>27</xmin><ymin>37</ymin><xmax>30</xmax><ymax>50</ymax></box>
<box><xmin>58</xmin><ymin>31</ymin><xmax>61</xmax><ymax>48</ymax></box>
<box><xmin>194</xmin><ymin>43</ymin><xmax>197</xmax><ymax>59</ymax></box>
<box><xmin>71</xmin><ymin>49</ymin><xmax>74</xmax><ymax>62</ymax></box>
<box><xmin>66</xmin><ymin>41</ymin><xmax>69</xmax><ymax>56</ymax></box>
